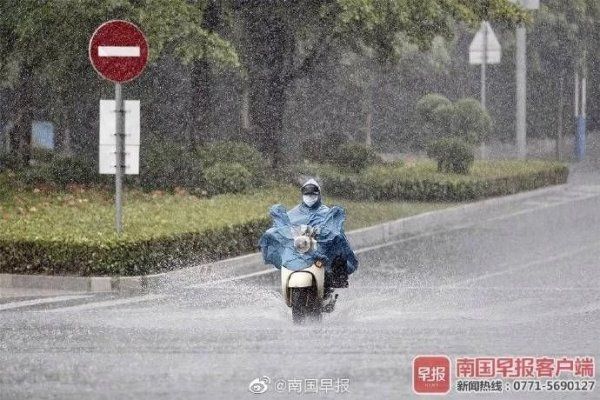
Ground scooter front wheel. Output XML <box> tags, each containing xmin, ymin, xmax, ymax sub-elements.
<box><xmin>290</xmin><ymin>287</ymin><xmax>321</xmax><ymax>324</ymax></box>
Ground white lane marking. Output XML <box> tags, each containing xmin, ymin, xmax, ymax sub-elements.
<box><xmin>522</xmin><ymin>193</ymin><xmax>598</xmax><ymax>207</ymax></box>
<box><xmin>187</xmin><ymin>269</ymin><xmax>275</xmax><ymax>289</ymax></box>
<box><xmin>346</xmin><ymin>286</ymin><xmax>600</xmax><ymax>291</ymax></box>
<box><xmin>440</xmin><ymin>241</ymin><xmax>600</xmax><ymax>289</ymax></box>
<box><xmin>0</xmin><ymin>295</ymin><xmax>92</xmax><ymax>311</ymax></box>
<box><xmin>46</xmin><ymin>294</ymin><xmax>166</xmax><ymax>312</ymax></box>
<box><xmin>98</xmin><ymin>46</ymin><xmax>140</xmax><ymax>57</ymax></box>
<box><xmin>575</xmin><ymin>184</ymin><xmax>600</xmax><ymax>193</ymax></box>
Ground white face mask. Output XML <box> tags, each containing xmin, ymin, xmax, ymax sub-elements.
<box><xmin>303</xmin><ymin>194</ymin><xmax>319</xmax><ymax>207</ymax></box>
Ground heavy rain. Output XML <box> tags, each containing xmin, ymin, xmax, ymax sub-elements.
<box><xmin>1</xmin><ymin>1</ymin><xmax>599</xmax><ymax>399</ymax></box>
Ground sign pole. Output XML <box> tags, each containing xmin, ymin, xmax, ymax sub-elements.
<box><xmin>469</xmin><ymin>21</ymin><xmax>501</xmax><ymax>109</ymax></box>
<box><xmin>481</xmin><ymin>22</ymin><xmax>487</xmax><ymax>110</ymax></box>
<box><xmin>575</xmin><ymin>70</ymin><xmax>587</xmax><ymax>161</ymax></box>
<box><xmin>89</xmin><ymin>20</ymin><xmax>148</xmax><ymax>234</ymax></box>
<box><xmin>115</xmin><ymin>83</ymin><xmax>125</xmax><ymax>234</ymax></box>
<box><xmin>515</xmin><ymin>24</ymin><xmax>527</xmax><ymax>159</ymax></box>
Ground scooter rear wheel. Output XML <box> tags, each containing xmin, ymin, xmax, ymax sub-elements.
<box><xmin>290</xmin><ymin>287</ymin><xmax>321</xmax><ymax>324</ymax></box>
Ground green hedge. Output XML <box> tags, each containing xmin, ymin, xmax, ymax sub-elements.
<box><xmin>0</xmin><ymin>218</ymin><xmax>270</xmax><ymax>276</ymax></box>
<box><xmin>302</xmin><ymin>160</ymin><xmax>569</xmax><ymax>202</ymax></box>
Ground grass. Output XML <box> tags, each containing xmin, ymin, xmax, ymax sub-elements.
<box><xmin>0</xmin><ymin>176</ymin><xmax>449</xmax><ymax>244</ymax></box>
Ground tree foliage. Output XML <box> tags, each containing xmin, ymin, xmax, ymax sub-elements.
<box><xmin>234</xmin><ymin>0</ymin><xmax>526</xmax><ymax>165</ymax></box>
<box><xmin>0</xmin><ymin>0</ymin><xmax>237</xmax><ymax>163</ymax></box>
<box><xmin>329</xmin><ymin>0</ymin><xmax>526</xmax><ymax>61</ymax></box>
<box><xmin>414</xmin><ymin>94</ymin><xmax>491</xmax><ymax>146</ymax></box>
<box><xmin>0</xmin><ymin>0</ymin><xmax>532</xmax><ymax>165</ymax></box>
<box><xmin>0</xmin><ymin>0</ymin><xmax>238</xmax><ymax>87</ymax></box>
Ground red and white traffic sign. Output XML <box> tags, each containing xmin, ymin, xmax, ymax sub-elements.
<box><xmin>89</xmin><ymin>20</ymin><xmax>148</xmax><ymax>83</ymax></box>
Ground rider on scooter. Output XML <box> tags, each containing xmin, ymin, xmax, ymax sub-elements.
<box><xmin>287</xmin><ymin>179</ymin><xmax>358</xmax><ymax>289</ymax></box>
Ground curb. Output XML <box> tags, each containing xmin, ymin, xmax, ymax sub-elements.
<box><xmin>0</xmin><ymin>273</ymin><xmax>112</xmax><ymax>293</ymax></box>
<box><xmin>0</xmin><ymin>183</ymin><xmax>569</xmax><ymax>294</ymax></box>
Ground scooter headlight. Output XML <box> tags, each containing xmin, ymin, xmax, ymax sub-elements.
<box><xmin>294</xmin><ymin>236</ymin><xmax>311</xmax><ymax>253</ymax></box>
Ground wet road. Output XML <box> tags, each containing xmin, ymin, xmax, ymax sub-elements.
<box><xmin>2</xmin><ymin>174</ymin><xmax>600</xmax><ymax>399</ymax></box>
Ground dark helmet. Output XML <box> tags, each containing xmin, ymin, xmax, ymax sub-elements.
<box><xmin>300</xmin><ymin>178</ymin><xmax>321</xmax><ymax>195</ymax></box>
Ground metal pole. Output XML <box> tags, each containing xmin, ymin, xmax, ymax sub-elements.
<box><xmin>365</xmin><ymin>111</ymin><xmax>373</xmax><ymax>147</ymax></box>
<box><xmin>556</xmin><ymin>74</ymin><xmax>564</xmax><ymax>161</ymax></box>
<box><xmin>582</xmin><ymin>75</ymin><xmax>587</xmax><ymax>119</ymax></box>
<box><xmin>515</xmin><ymin>24</ymin><xmax>527</xmax><ymax>159</ymax></box>
<box><xmin>479</xmin><ymin>21</ymin><xmax>489</xmax><ymax>159</ymax></box>
<box><xmin>481</xmin><ymin>22</ymin><xmax>487</xmax><ymax>110</ymax></box>
<box><xmin>576</xmin><ymin>74</ymin><xmax>587</xmax><ymax>160</ymax></box>
<box><xmin>115</xmin><ymin>83</ymin><xmax>125</xmax><ymax>234</ymax></box>
<box><xmin>574</xmin><ymin>71</ymin><xmax>580</xmax><ymax>118</ymax></box>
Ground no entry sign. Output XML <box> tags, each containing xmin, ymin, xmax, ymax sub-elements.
<box><xmin>90</xmin><ymin>20</ymin><xmax>148</xmax><ymax>234</ymax></box>
<box><xmin>89</xmin><ymin>20</ymin><xmax>148</xmax><ymax>83</ymax></box>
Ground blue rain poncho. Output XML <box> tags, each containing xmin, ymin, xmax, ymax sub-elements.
<box><xmin>259</xmin><ymin>201</ymin><xmax>358</xmax><ymax>273</ymax></box>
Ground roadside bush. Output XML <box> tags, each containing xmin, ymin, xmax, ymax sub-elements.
<box><xmin>301</xmin><ymin>137</ymin><xmax>326</xmax><ymax>164</ymax></box>
<box><xmin>16</xmin><ymin>156</ymin><xmax>97</xmax><ymax>187</ymax></box>
<box><xmin>427</xmin><ymin>138</ymin><xmax>475</xmax><ymax>174</ymax></box>
<box><xmin>49</xmin><ymin>156</ymin><xmax>97</xmax><ymax>186</ymax></box>
<box><xmin>31</xmin><ymin>148</ymin><xmax>55</xmax><ymax>163</ymax></box>
<box><xmin>0</xmin><ymin>218</ymin><xmax>270</xmax><ymax>276</ymax></box>
<box><xmin>309</xmin><ymin>160</ymin><xmax>568</xmax><ymax>202</ymax></box>
<box><xmin>0</xmin><ymin>172</ymin><xmax>12</xmax><ymax>200</ymax></box>
<box><xmin>386</xmin><ymin>159</ymin><xmax>405</xmax><ymax>169</ymax></box>
<box><xmin>204</xmin><ymin>162</ymin><xmax>252</xmax><ymax>195</ymax></box>
<box><xmin>413</xmin><ymin>94</ymin><xmax>492</xmax><ymax>147</ymax></box>
<box><xmin>453</xmin><ymin>98</ymin><xmax>492</xmax><ymax>144</ymax></box>
<box><xmin>414</xmin><ymin>94</ymin><xmax>454</xmax><ymax>147</ymax></box>
<box><xmin>0</xmin><ymin>153</ymin><xmax>25</xmax><ymax>171</ymax></box>
<box><xmin>332</xmin><ymin>142</ymin><xmax>380</xmax><ymax>173</ymax></box>
<box><xmin>18</xmin><ymin>164</ymin><xmax>54</xmax><ymax>186</ymax></box>
<box><xmin>196</xmin><ymin>141</ymin><xmax>267</xmax><ymax>185</ymax></box>
<box><xmin>140</xmin><ymin>141</ymin><xmax>204</xmax><ymax>191</ymax></box>
<box><xmin>301</xmin><ymin>134</ymin><xmax>346</xmax><ymax>164</ymax></box>
<box><xmin>416</xmin><ymin>94</ymin><xmax>454</xmax><ymax>126</ymax></box>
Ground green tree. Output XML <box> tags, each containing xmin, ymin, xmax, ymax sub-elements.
<box><xmin>453</xmin><ymin>98</ymin><xmax>492</xmax><ymax>144</ymax></box>
<box><xmin>0</xmin><ymin>0</ymin><xmax>238</xmax><ymax>165</ymax></box>
<box><xmin>414</xmin><ymin>94</ymin><xmax>491</xmax><ymax>146</ymax></box>
<box><xmin>234</xmin><ymin>0</ymin><xmax>527</xmax><ymax>166</ymax></box>
<box><xmin>527</xmin><ymin>0</ymin><xmax>600</xmax><ymax>148</ymax></box>
<box><xmin>414</xmin><ymin>93</ymin><xmax>454</xmax><ymax>147</ymax></box>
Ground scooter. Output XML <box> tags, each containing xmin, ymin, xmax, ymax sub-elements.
<box><xmin>280</xmin><ymin>225</ymin><xmax>338</xmax><ymax>324</ymax></box>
